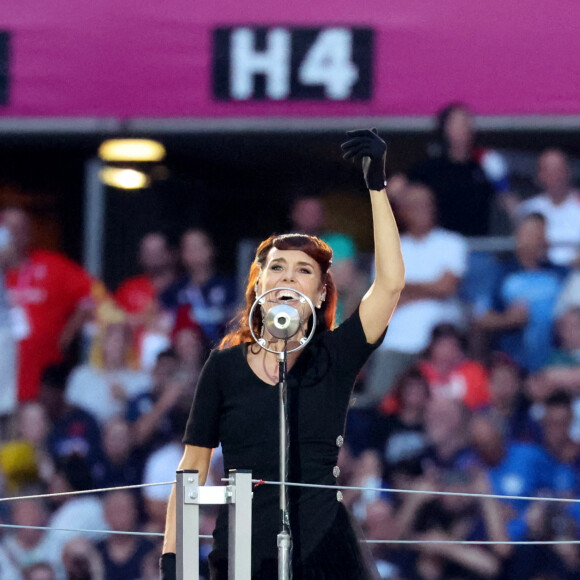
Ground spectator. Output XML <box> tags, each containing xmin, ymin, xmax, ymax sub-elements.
<box><xmin>363</xmin><ymin>183</ymin><xmax>468</xmax><ymax>405</ymax></box>
<box><xmin>341</xmin><ymin>449</ymin><xmax>385</xmax><ymax>523</ymax></box>
<box><xmin>358</xmin><ymin>498</ymin><xmax>398</xmax><ymax>578</ymax></box>
<box><xmin>61</xmin><ymin>537</ymin><xmax>104</xmax><ymax>580</ymax></box>
<box><xmin>12</xmin><ymin>401</ymin><xmax>55</xmax><ymax>488</ymax></box>
<box><xmin>529</xmin><ymin>307</ymin><xmax>580</xmax><ymax>405</ymax></box>
<box><xmin>0</xmin><ymin>545</ymin><xmax>23</xmax><ymax>579</ymax></box>
<box><xmin>0</xmin><ymin>219</ymin><xmax>17</xmax><ymax>438</ymax></box>
<box><xmin>138</xmin><ymin>548</ymin><xmax>165</xmax><ymax>580</ymax></box>
<box><xmin>539</xmin><ymin>391</ymin><xmax>580</xmax><ymax>495</ymax></box>
<box><xmin>320</xmin><ymin>232</ymin><xmax>367</xmax><ymax>325</ymax></box>
<box><xmin>386</xmin><ymin>468</ymin><xmax>509</xmax><ymax>580</ymax></box>
<box><xmin>418</xmin><ymin>323</ymin><xmax>490</xmax><ymax>410</ymax></box>
<box><xmin>486</xmin><ymin>353</ymin><xmax>536</xmax><ymax>442</ymax></box>
<box><xmin>47</xmin><ymin>456</ymin><xmax>108</xmax><ymax>558</ymax></box>
<box><xmin>525</xmin><ymin>307</ymin><xmax>580</xmax><ymax>446</ymax></box>
<box><xmin>1</xmin><ymin>207</ymin><xmax>95</xmax><ymax>402</ymax></box>
<box><xmin>554</xmin><ymin>260</ymin><xmax>580</xmax><ymax>318</ymax></box>
<box><xmin>93</xmin><ymin>416</ymin><xmax>143</xmax><ymax>490</ymax></box>
<box><xmin>65</xmin><ymin>319</ymin><xmax>150</xmax><ymax>425</ymax></box>
<box><xmin>22</xmin><ymin>562</ymin><xmax>57</xmax><ymax>580</ymax></box>
<box><xmin>115</xmin><ymin>231</ymin><xmax>177</xmax><ymax>371</ymax></box>
<box><xmin>504</xmin><ymin>498</ymin><xmax>580</xmax><ymax>580</ymax></box>
<box><xmin>126</xmin><ymin>349</ymin><xmax>191</xmax><ymax>455</ymax></box>
<box><xmin>474</xmin><ymin>213</ymin><xmax>567</xmax><ymax>372</ymax></box>
<box><xmin>372</xmin><ymin>367</ymin><xmax>431</xmax><ymax>483</ymax></box>
<box><xmin>115</xmin><ymin>232</ymin><xmax>177</xmax><ymax>318</ymax></box>
<box><xmin>517</xmin><ymin>149</ymin><xmax>580</xmax><ymax>266</ymax></box>
<box><xmin>469</xmin><ymin>412</ymin><xmax>557</xmax><ymax>540</ymax></box>
<box><xmin>421</xmin><ymin>396</ymin><xmax>475</xmax><ymax>476</ymax></box>
<box><xmin>39</xmin><ymin>365</ymin><xmax>103</xmax><ymax>475</ymax></box>
<box><xmin>140</xmin><ymin>407</ymin><xmax>194</xmax><ymax>534</ymax></box>
<box><xmin>410</xmin><ymin>103</ymin><xmax>498</xmax><ymax>237</ymax></box>
<box><xmin>0</xmin><ymin>496</ymin><xmax>63</xmax><ymax>576</ymax></box>
<box><xmin>0</xmin><ymin>438</ymin><xmax>39</xmax><ymax>494</ymax></box>
<box><xmin>95</xmin><ymin>490</ymin><xmax>156</xmax><ymax>580</ymax></box>
<box><xmin>161</xmin><ymin>229</ymin><xmax>236</xmax><ymax>345</ymax></box>
<box><xmin>288</xmin><ymin>196</ymin><xmax>326</xmax><ymax>237</ymax></box>
<box><xmin>171</xmin><ymin>307</ymin><xmax>207</xmax><ymax>386</ymax></box>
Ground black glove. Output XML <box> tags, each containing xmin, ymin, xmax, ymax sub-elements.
<box><xmin>160</xmin><ymin>553</ymin><xmax>177</xmax><ymax>580</ymax></box>
<box><xmin>341</xmin><ymin>128</ymin><xmax>387</xmax><ymax>191</ymax></box>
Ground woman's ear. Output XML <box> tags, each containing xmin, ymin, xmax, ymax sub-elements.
<box><xmin>317</xmin><ymin>287</ymin><xmax>327</xmax><ymax>308</ymax></box>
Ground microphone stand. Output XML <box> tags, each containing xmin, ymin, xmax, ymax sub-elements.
<box><xmin>277</xmin><ymin>339</ymin><xmax>291</xmax><ymax>580</ymax></box>
<box><xmin>248</xmin><ymin>287</ymin><xmax>316</xmax><ymax>580</ymax></box>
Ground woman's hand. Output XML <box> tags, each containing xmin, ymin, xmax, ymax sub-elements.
<box><xmin>341</xmin><ymin>128</ymin><xmax>387</xmax><ymax>191</ymax></box>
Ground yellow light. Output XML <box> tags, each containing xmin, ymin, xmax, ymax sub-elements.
<box><xmin>99</xmin><ymin>167</ymin><xmax>150</xmax><ymax>189</ymax></box>
<box><xmin>98</xmin><ymin>139</ymin><xmax>166</xmax><ymax>162</ymax></box>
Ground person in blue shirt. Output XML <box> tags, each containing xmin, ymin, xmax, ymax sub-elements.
<box><xmin>161</xmin><ymin>228</ymin><xmax>237</xmax><ymax>346</ymax></box>
<box><xmin>469</xmin><ymin>411</ymin><xmax>561</xmax><ymax>540</ymax></box>
<box><xmin>474</xmin><ymin>213</ymin><xmax>568</xmax><ymax>372</ymax></box>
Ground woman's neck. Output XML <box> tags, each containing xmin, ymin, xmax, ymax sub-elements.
<box><xmin>247</xmin><ymin>341</ymin><xmax>302</xmax><ymax>385</ymax></box>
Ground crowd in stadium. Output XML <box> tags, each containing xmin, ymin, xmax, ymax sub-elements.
<box><xmin>1</xmin><ymin>104</ymin><xmax>580</xmax><ymax>579</ymax></box>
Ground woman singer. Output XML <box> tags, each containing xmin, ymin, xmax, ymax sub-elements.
<box><xmin>160</xmin><ymin>129</ymin><xmax>405</xmax><ymax>579</ymax></box>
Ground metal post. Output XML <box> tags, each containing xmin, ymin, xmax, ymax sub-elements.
<box><xmin>277</xmin><ymin>349</ymin><xmax>292</xmax><ymax>580</ymax></box>
<box><xmin>176</xmin><ymin>468</ymin><xmax>253</xmax><ymax>580</ymax></box>
<box><xmin>83</xmin><ymin>157</ymin><xmax>106</xmax><ymax>278</ymax></box>
<box><xmin>228</xmin><ymin>469</ymin><xmax>253</xmax><ymax>580</ymax></box>
<box><xmin>177</xmin><ymin>470</ymin><xmax>200</xmax><ymax>580</ymax></box>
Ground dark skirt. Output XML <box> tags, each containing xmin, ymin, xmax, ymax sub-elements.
<box><xmin>208</xmin><ymin>503</ymin><xmax>379</xmax><ymax>580</ymax></box>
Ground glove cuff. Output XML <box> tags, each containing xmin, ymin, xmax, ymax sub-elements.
<box><xmin>365</xmin><ymin>169</ymin><xmax>387</xmax><ymax>191</ymax></box>
<box><xmin>160</xmin><ymin>553</ymin><xmax>177</xmax><ymax>579</ymax></box>
<box><xmin>366</xmin><ymin>176</ymin><xmax>387</xmax><ymax>191</ymax></box>
<box><xmin>363</xmin><ymin>155</ymin><xmax>387</xmax><ymax>191</ymax></box>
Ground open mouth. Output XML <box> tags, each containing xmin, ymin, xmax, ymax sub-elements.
<box><xmin>276</xmin><ymin>290</ymin><xmax>300</xmax><ymax>303</ymax></box>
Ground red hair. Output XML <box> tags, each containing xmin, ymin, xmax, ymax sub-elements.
<box><xmin>219</xmin><ymin>234</ymin><xmax>337</xmax><ymax>349</ymax></box>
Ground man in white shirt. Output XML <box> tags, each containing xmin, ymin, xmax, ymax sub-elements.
<box><xmin>0</xmin><ymin>497</ymin><xmax>64</xmax><ymax>579</ymax></box>
<box><xmin>517</xmin><ymin>149</ymin><xmax>580</xmax><ymax>266</ymax></box>
<box><xmin>361</xmin><ymin>183</ymin><xmax>468</xmax><ymax>406</ymax></box>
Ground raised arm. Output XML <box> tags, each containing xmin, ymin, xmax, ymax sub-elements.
<box><xmin>341</xmin><ymin>129</ymin><xmax>405</xmax><ymax>344</ymax></box>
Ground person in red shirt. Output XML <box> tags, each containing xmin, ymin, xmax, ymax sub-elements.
<box><xmin>115</xmin><ymin>231</ymin><xmax>177</xmax><ymax>319</ymax></box>
<box><xmin>418</xmin><ymin>323</ymin><xmax>490</xmax><ymax>410</ymax></box>
<box><xmin>2</xmin><ymin>208</ymin><xmax>94</xmax><ymax>401</ymax></box>
<box><xmin>115</xmin><ymin>232</ymin><xmax>178</xmax><ymax>368</ymax></box>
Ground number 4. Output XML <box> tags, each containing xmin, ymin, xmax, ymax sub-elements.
<box><xmin>298</xmin><ymin>29</ymin><xmax>359</xmax><ymax>99</ymax></box>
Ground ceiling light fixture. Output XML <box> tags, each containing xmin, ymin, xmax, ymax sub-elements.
<box><xmin>98</xmin><ymin>139</ymin><xmax>166</xmax><ymax>163</ymax></box>
<box><xmin>99</xmin><ymin>167</ymin><xmax>151</xmax><ymax>190</ymax></box>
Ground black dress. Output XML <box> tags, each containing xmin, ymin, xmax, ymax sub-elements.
<box><xmin>183</xmin><ymin>307</ymin><xmax>383</xmax><ymax>579</ymax></box>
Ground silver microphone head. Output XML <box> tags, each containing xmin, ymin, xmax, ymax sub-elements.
<box><xmin>264</xmin><ymin>304</ymin><xmax>301</xmax><ymax>340</ymax></box>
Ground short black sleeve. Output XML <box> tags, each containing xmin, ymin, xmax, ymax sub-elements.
<box><xmin>324</xmin><ymin>305</ymin><xmax>386</xmax><ymax>380</ymax></box>
<box><xmin>182</xmin><ymin>350</ymin><xmax>222</xmax><ymax>448</ymax></box>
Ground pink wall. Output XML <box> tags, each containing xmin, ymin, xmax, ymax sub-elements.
<box><xmin>1</xmin><ymin>0</ymin><xmax>579</xmax><ymax>118</ymax></box>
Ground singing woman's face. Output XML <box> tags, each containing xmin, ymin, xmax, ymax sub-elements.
<box><xmin>257</xmin><ymin>248</ymin><xmax>325</xmax><ymax>318</ymax></box>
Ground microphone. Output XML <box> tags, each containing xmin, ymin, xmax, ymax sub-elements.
<box><xmin>264</xmin><ymin>304</ymin><xmax>301</xmax><ymax>340</ymax></box>
<box><xmin>249</xmin><ymin>286</ymin><xmax>316</xmax><ymax>355</ymax></box>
